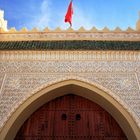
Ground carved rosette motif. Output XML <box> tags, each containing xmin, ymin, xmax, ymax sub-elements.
<box><xmin>0</xmin><ymin>51</ymin><xmax>140</xmax><ymax>130</ymax></box>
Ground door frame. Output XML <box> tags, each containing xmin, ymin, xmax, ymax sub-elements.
<box><xmin>0</xmin><ymin>79</ymin><xmax>140</xmax><ymax>140</ymax></box>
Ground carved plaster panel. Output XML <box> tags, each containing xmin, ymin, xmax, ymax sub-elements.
<box><xmin>0</xmin><ymin>61</ymin><xmax>140</xmax><ymax>73</ymax></box>
<box><xmin>81</xmin><ymin>73</ymin><xmax>140</xmax><ymax>116</ymax></box>
<box><xmin>0</xmin><ymin>58</ymin><xmax>140</xmax><ymax>130</ymax></box>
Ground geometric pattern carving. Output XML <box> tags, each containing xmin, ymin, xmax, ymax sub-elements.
<box><xmin>83</xmin><ymin>73</ymin><xmax>140</xmax><ymax>118</ymax></box>
<box><xmin>0</xmin><ymin>61</ymin><xmax>140</xmax><ymax>73</ymax></box>
<box><xmin>0</xmin><ymin>55</ymin><xmax>140</xmax><ymax>130</ymax></box>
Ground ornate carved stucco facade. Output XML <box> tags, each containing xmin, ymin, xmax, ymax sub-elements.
<box><xmin>0</xmin><ymin>10</ymin><xmax>140</xmax><ymax>140</ymax></box>
<box><xmin>0</xmin><ymin>51</ymin><xmax>140</xmax><ymax>128</ymax></box>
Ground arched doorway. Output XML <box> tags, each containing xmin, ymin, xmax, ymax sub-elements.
<box><xmin>15</xmin><ymin>94</ymin><xmax>127</xmax><ymax>140</ymax></box>
<box><xmin>0</xmin><ymin>80</ymin><xmax>139</xmax><ymax>140</ymax></box>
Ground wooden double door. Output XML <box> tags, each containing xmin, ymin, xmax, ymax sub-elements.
<box><xmin>15</xmin><ymin>94</ymin><xmax>127</xmax><ymax>140</ymax></box>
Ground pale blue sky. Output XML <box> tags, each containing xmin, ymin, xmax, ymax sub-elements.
<box><xmin>0</xmin><ymin>0</ymin><xmax>140</xmax><ymax>30</ymax></box>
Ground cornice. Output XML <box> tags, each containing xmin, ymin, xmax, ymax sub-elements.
<box><xmin>0</xmin><ymin>51</ymin><xmax>139</xmax><ymax>61</ymax></box>
<box><xmin>0</xmin><ymin>28</ymin><xmax>140</xmax><ymax>41</ymax></box>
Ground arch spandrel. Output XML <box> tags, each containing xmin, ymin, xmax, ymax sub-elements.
<box><xmin>0</xmin><ymin>77</ymin><xmax>140</xmax><ymax>140</ymax></box>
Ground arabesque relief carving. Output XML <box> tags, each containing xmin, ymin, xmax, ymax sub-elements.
<box><xmin>0</xmin><ymin>52</ymin><xmax>140</xmax><ymax>130</ymax></box>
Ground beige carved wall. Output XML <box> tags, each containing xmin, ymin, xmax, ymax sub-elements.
<box><xmin>0</xmin><ymin>51</ymin><xmax>140</xmax><ymax>138</ymax></box>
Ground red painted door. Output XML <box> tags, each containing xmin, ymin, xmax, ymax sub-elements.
<box><xmin>15</xmin><ymin>94</ymin><xmax>127</xmax><ymax>140</ymax></box>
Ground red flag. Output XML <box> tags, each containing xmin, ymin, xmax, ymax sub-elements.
<box><xmin>65</xmin><ymin>0</ymin><xmax>73</xmax><ymax>26</ymax></box>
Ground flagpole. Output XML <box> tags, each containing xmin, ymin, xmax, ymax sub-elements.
<box><xmin>70</xmin><ymin>0</ymin><xmax>73</xmax><ymax>28</ymax></box>
<box><xmin>69</xmin><ymin>0</ymin><xmax>73</xmax><ymax>28</ymax></box>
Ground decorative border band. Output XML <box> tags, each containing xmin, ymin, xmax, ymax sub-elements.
<box><xmin>0</xmin><ymin>51</ymin><xmax>139</xmax><ymax>61</ymax></box>
<box><xmin>0</xmin><ymin>32</ymin><xmax>140</xmax><ymax>41</ymax></box>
